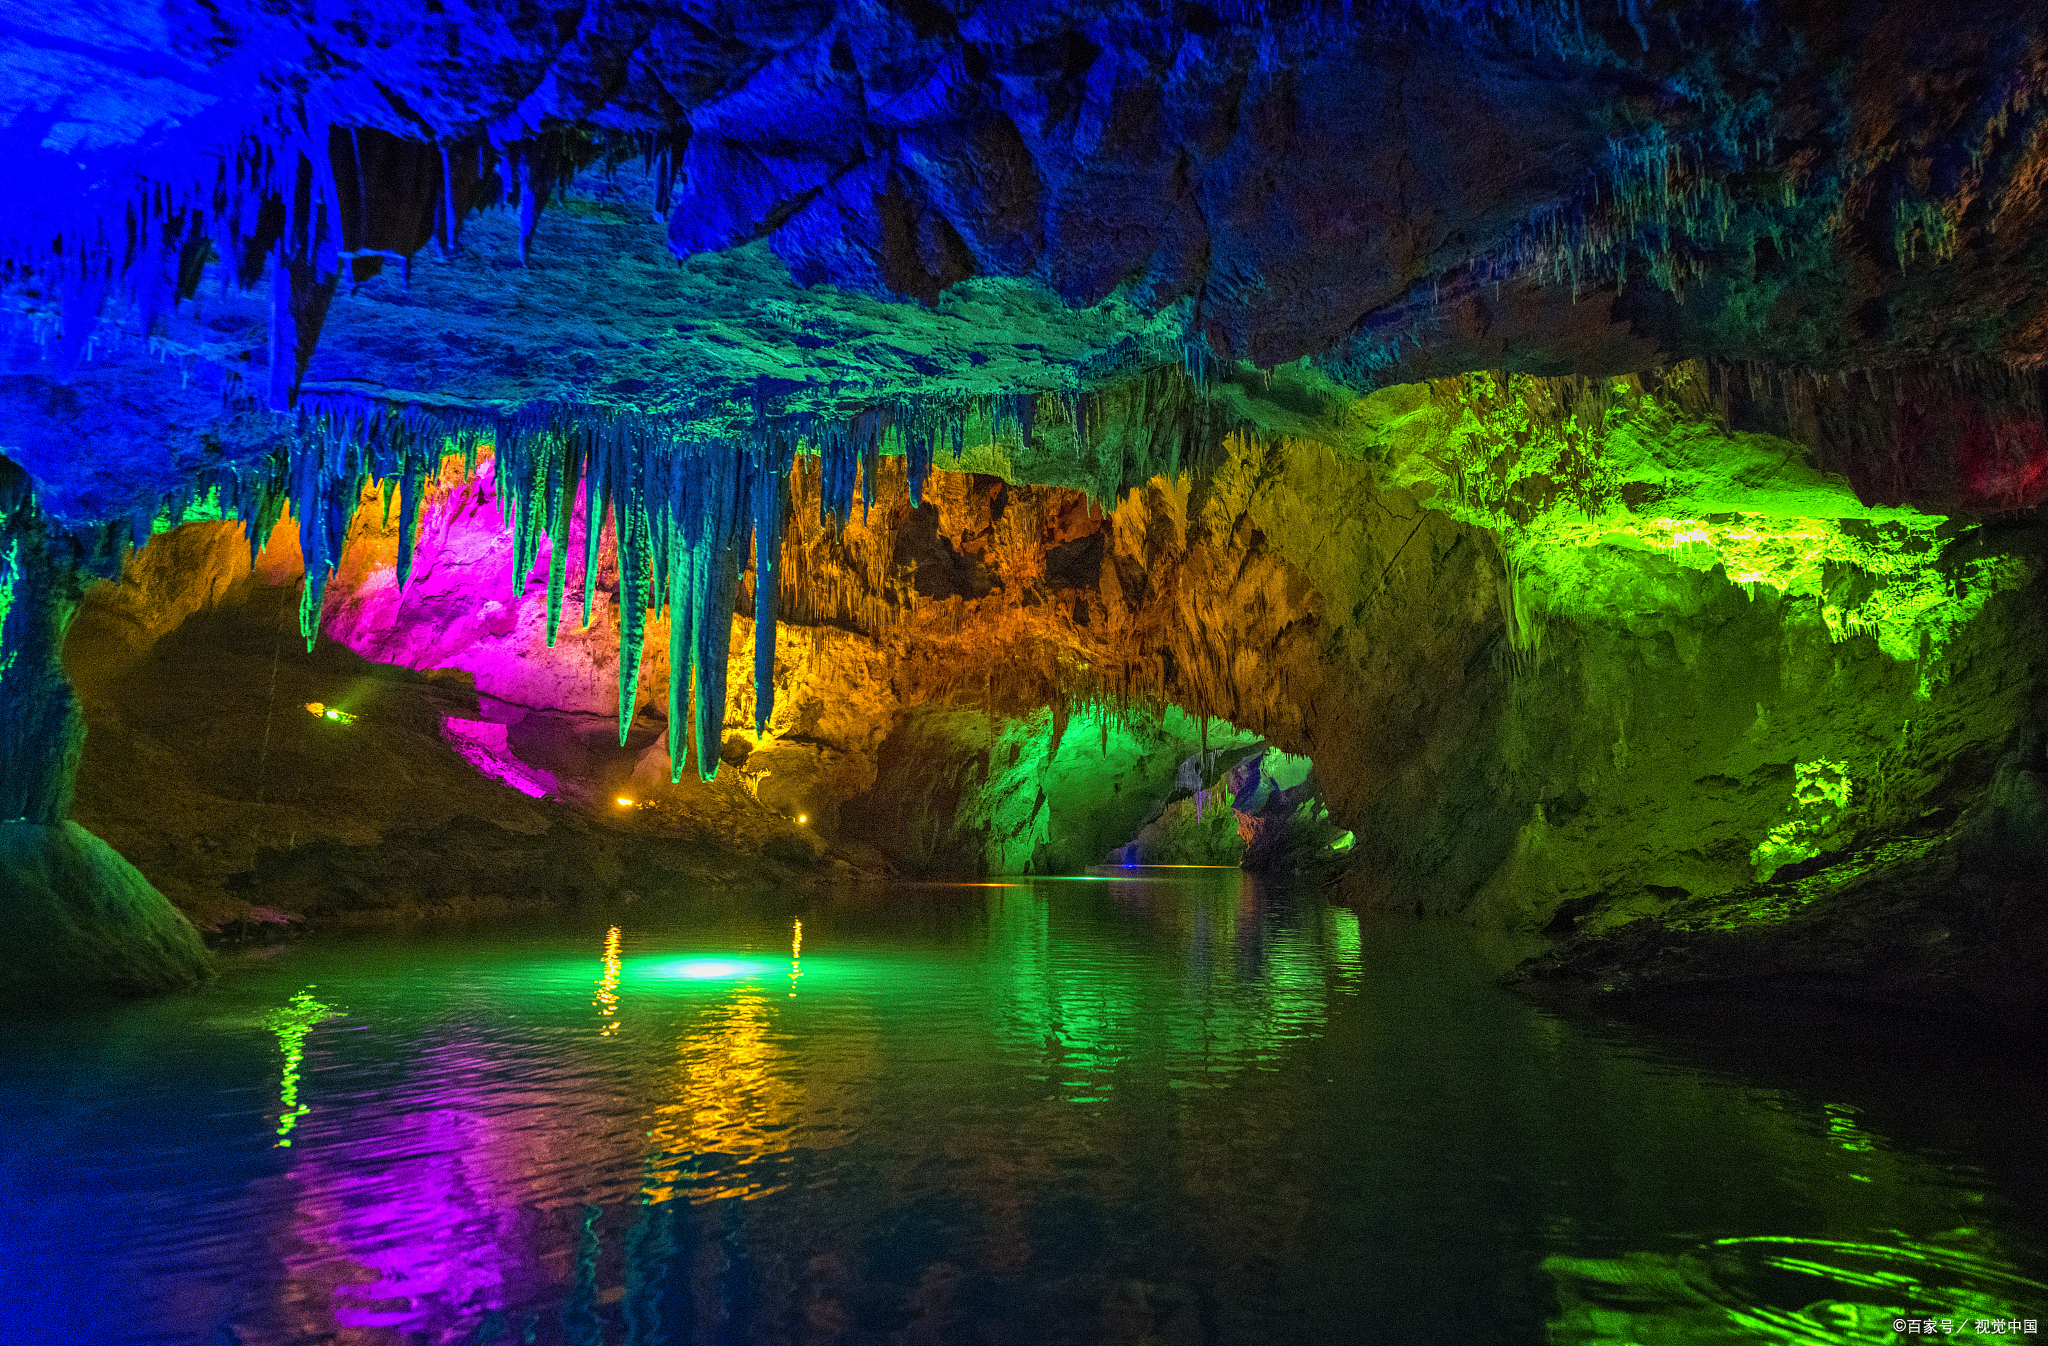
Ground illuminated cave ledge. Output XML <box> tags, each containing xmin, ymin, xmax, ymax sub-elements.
<box><xmin>1377</xmin><ymin>368</ymin><xmax>2037</xmax><ymax>681</ymax></box>
<box><xmin>1520</xmin><ymin>509</ymin><xmax>2031</xmax><ymax>677</ymax></box>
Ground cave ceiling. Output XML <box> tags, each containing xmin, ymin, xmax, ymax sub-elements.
<box><xmin>4</xmin><ymin>0</ymin><xmax>2048</xmax><ymax>524</ymax></box>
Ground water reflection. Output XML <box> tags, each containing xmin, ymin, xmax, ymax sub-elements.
<box><xmin>643</xmin><ymin>990</ymin><xmax>794</xmax><ymax>1204</ymax></box>
<box><xmin>260</xmin><ymin>986</ymin><xmax>342</xmax><ymax>1147</ymax></box>
<box><xmin>980</xmin><ymin>873</ymin><xmax>1358</xmax><ymax>1098</ymax></box>
<box><xmin>1546</xmin><ymin>1231</ymin><xmax>2047</xmax><ymax>1344</ymax></box>
<box><xmin>595</xmin><ymin>925</ymin><xmax>621</xmax><ymax>1035</ymax></box>
<box><xmin>2</xmin><ymin>873</ymin><xmax>2041</xmax><ymax>1346</ymax></box>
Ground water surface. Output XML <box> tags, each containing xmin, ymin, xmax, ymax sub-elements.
<box><xmin>2</xmin><ymin>872</ymin><xmax>2042</xmax><ymax>1344</ymax></box>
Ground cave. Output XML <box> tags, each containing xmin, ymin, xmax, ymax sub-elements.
<box><xmin>4</xmin><ymin>1</ymin><xmax>2047</xmax><ymax>1341</ymax></box>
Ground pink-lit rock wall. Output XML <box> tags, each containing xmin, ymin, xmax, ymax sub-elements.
<box><xmin>314</xmin><ymin>451</ymin><xmax>899</xmax><ymax>834</ymax></box>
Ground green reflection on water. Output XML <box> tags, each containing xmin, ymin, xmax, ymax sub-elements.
<box><xmin>982</xmin><ymin>877</ymin><xmax>1354</xmax><ymax>1102</ymax></box>
<box><xmin>1546</xmin><ymin>1232</ymin><xmax>2048</xmax><ymax>1344</ymax></box>
<box><xmin>259</xmin><ymin>986</ymin><xmax>342</xmax><ymax>1147</ymax></box>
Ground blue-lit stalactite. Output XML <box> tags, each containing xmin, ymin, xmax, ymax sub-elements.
<box><xmin>751</xmin><ymin>439</ymin><xmax>788</xmax><ymax>735</ymax></box>
<box><xmin>14</xmin><ymin>350</ymin><xmax>1244</xmax><ymax>794</ymax></box>
<box><xmin>10</xmin><ymin>124</ymin><xmax>617</xmax><ymax>413</ymax></box>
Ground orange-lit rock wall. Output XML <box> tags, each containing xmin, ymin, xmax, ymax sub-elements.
<box><xmin>66</xmin><ymin>427</ymin><xmax>1512</xmax><ymax>913</ymax></box>
<box><xmin>300</xmin><ymin>431</ymin><xmax>1498</xmax><ymax>892</ymax></box>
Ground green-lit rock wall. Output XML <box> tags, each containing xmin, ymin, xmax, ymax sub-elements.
<box><xmin>847</xmin><ymin>706</ymin><xmax>1261</xmax><ymax>876</ymax></box>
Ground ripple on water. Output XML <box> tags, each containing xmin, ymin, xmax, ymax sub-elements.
<box><xmin>1546</xmin><ymin>1233</ymin><xmax>2048</xmax><ymax>1344</ymax></box>
<box><xmin>1</xmin><ymin>874</ymin><xmax>2042</xmax><ymax>1346</ymax></box>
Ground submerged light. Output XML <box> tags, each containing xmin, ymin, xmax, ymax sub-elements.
<box><xmin>797</xmin><ymin>814</ymin><xmax>807</xmax><ymax>824</ymax></box>
<box><xmin>667</xmin><ymin>959</ymin><xmax>754</xmax><ymax>980</ymax></box>
<box><xmin>305</xmin><ymin>701</ymin><xmax>356</xmax><ymax>725</ymax></box>
<box><xmin>616</xmin><ymin>796</ymin><xmax>634</xmax><ymax>807</ymax></box>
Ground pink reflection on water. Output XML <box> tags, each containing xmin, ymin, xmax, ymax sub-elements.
<box><xmin>273</xmin><ymin>1042</ymin><xmax>643</xmax><ymax>1343</ymax></box>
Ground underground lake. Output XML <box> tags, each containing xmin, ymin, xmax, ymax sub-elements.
<box><xmin>5</xmin><ymin>872</ymin><xmax>2043</xmax><ymax>1346</ymax></box>
<box><xmin>7</xmin><ymin>0</ymin><xmax>2048</xmax><ymax>1341</ymax></box>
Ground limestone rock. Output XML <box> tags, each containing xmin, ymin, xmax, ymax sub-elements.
<box><xmin>0</xmin><ymin>821</ymin><xmax>211</xmax><ymax>999</ymax></box>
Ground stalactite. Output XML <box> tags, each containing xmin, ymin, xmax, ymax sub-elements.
<box><xmin>395</xmin><ymin>453</ymin><xmax>424</xmax><ymax>591</ymax></box>
<box><xmin>543</xmin><ymin>431</ymin><xmax>577</xmax><ymax>646</ymax></box>
<box><xmin>615</xmin><ymin>444</ymin><xmax>650</xmax><ymax>745</ymax></box>
<box><xmin>79</xmin><ymin>371</ymin><xmax>1217</xmax><ymax>795</ymax></box>
<box><xmin>820</xmin><ymin>419</ymin><xmax>858</xmax><ymax>530</ymax></box>
<box><xmin>752</xmin><ymin>438</ymin><xmax>792</xmax><ymax>734</ymax></box>
<box><xmin>580</xmin><ymin>432</ymin><xmax>605</xmax><ymax>629</ymax></box>
<box><xmin>666</xmin><ymin>521</ymin><xmax>696</xmax><ymax>783</ymax></box>
<box><xmin>685</xmin><ymin>441</ymin><xmax>751</xmax><ymax>783</ymax></box>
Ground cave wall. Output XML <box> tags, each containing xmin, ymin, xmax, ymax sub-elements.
<box><xmin>60</xmin><ymin>369</ymin><xmax>2048</xmax><ymax>1001</ymax></box>
<box><xmin>3</xmin><ymin>465</ymin><xmax>211</xmax><ymax>997</ymax></box>
<box><xmin>846</xmin><ymin>705</ymin><xmax>1262</xmax><ymax>876</ymax></box>
<box><xmin>1472</xmin><ymin>552</ymin><xmax>2045</xmax><ymax>930</ymax></box>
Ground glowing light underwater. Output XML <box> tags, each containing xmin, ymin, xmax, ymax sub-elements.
<box><xmin>663</xmin><ymin>959</ymin><xmax>757</xmax><ymax>980</ymax></box>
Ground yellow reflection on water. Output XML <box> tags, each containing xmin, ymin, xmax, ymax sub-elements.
<box><xmin>595</xmin><ymin>926</ymin><xmax>622</xmax><ymax>1035</ymax></box>
<box><xmin>789</xmin><ymin>918</ymin><xmax>802</xmax><ymax>998</ymax></box>
<box><xmin>261</xmin><ymin>986</ymin><xmax>342</xmax><ymax>1147</ymax></box>
<box><xmin>643</xmin><ymin>991</ymin><xmax>793</xmax><ymax>1204</ymax></box>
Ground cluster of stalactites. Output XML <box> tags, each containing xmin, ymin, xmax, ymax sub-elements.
<box><xmin>16</xmin><ymin>123</ymin><xmax>624</xmax><ymax>411</ymax></box>
<box><xmin>241</xmin><ymin>394</ymin><xmax>989</xmax><ymax>786</ymax></box>
<box><xmin>112</xmin><ymin>367</ymin><xmax>1239</xmax><ymax>788</ymax></box>
<box><xmin>489</xmin><ymin>406</ymin><xmax>797</xmax><ymax>784</ymax></box>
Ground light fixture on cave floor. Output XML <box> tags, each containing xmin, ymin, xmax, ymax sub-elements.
<box><xmin>615</xmin><ymin>796</ymin><xmax>635</xmax><ymax>807</ymax></box>
<box><xmin>797</xmin><ymin>813</ymin><xmax>808</xmax><ymax>825</ymax></box>
<box><xmin>304</xmin><ymin>701</ymin><xmax>357</xmax><ymax>725</ymax></box>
